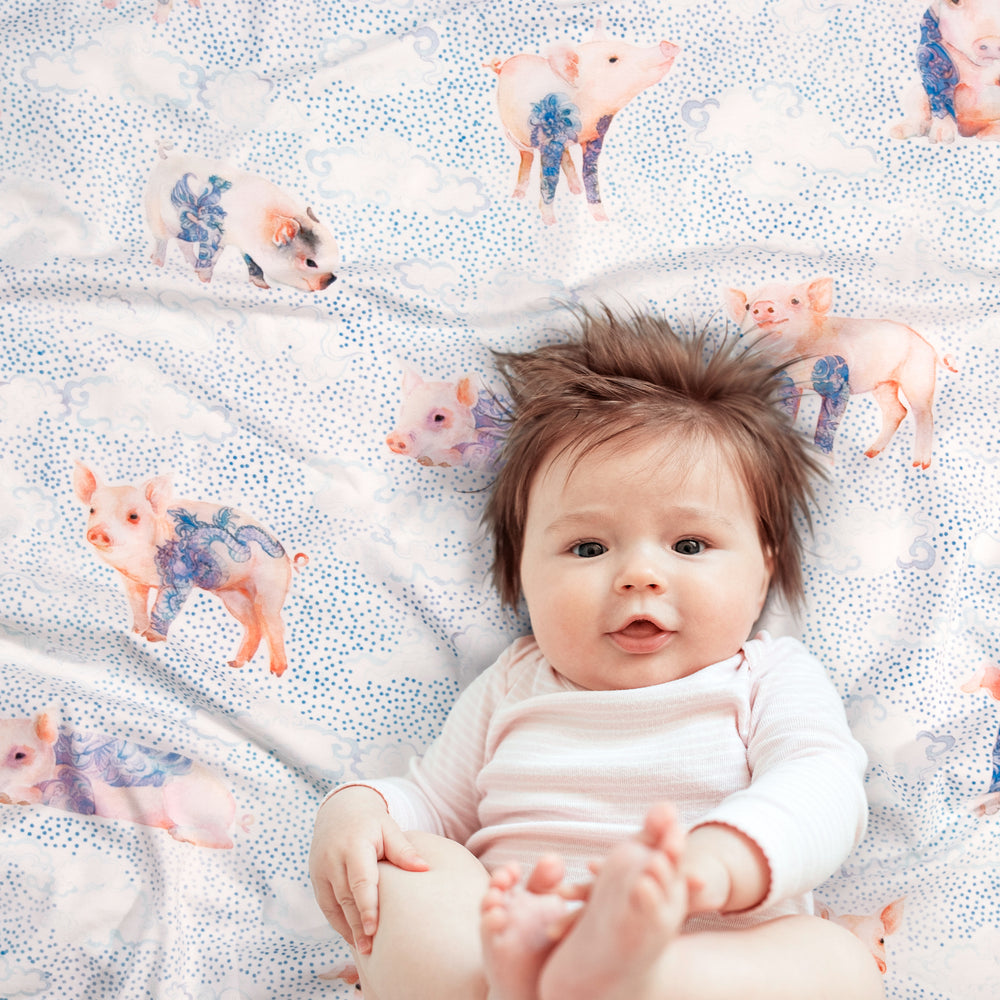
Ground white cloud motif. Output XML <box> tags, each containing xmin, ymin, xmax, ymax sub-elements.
<box><xmin>397</xmin><ymin>260</ymin><xmax>463</xmax><ymax>310</ymax></box>
<box><xmin>23</xmin><ymin>25</ymin><xmax>202</xmax><ymax>108</ymax></box>
<box><xmin>68</xmin><ymin>359</ymin><xmax>234</xmax><ymax>440</ymax></box>
<box><xmin>0</xmin><ymin>375</ymin><xmax>64</xmax><ymax>429</ymax></box>
<box><xmin>199</xmin><ymin>69</ymin><xmax>309</xmax><ymax>131</ymax></box>
<box><xmin>0</xmin><ymin>178</ymin><xmax>117</xmax><ymax>266</ymax></box>
<box><xmin>318</xmin><ymin>28</ymin><xmax>441</xmax><ymax>98</ymax></box>
<box><xmin>0</xmin><ymin>457</ymin><xmax>59</xmax><ymax>538</ymax></box>
<box><xmin>307</xmin><ymin>135</ymin><xmax>489</xmax><ymax>216</ymax></box>
<box><xmin>685</xmin><ymin>84</ymin><xmax>879</xmax><ymax>196</ymax></box>
<box><xmin>812</xmin><ymin>507</ymin><xmax>934</xmax><ymax>575</ymax></box>
<box><xmin>0</xmin><ymin>957</ymin><xmax>49</xmax><ymax>997</ymax></box>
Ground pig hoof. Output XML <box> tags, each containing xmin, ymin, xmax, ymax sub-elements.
<box><xmin>228</xmin><ymin>658</ymin><xmax>247</xmax><ymax>670</ymax></box>
<box><xmin>143</xmin><ymin>630</ymin><xmax>168</xmax><ymax>643</ymax></box>
<box><xmin>269</xmin><ymin>662</ymin><xmax>288</xmax><ymax>678</ymax></box>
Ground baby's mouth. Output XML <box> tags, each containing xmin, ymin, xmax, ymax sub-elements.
<box><xmin>609</xmin><ymin>618</ymin><xmax>673</xmax><ymax>653</ymax></box>
<box><xmin>620</xmin><ymin>619</ymin><xmax>663</xmax><ymax>639</ymax></box>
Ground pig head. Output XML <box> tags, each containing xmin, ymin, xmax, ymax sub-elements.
<box><xmin>145</xmin><ymin>144</ymin><xmax>338</xmax><ymax>292</ymax></box>
<box><xmin>817</xmin><ymin>898</ymin><xmax>905</xmax><ymax>975</ymax></box>
<box><xmin>892</xmin><ymin>0</ymin><xmax>1000</xmax><ymax>141</ymax></box>
<box><xmin>725</xmin><ymin>278</ymin><xmax>954</xmax><ymax>469</ymax></box>
<box><xmin>0</xmin><ymin>712</ymin><xmax>58</xmax><ymax>805</ymax></box>
<box><xmin>386</xmin><ymin>370</ymin><xmax>506</xmax><ymax>470</ymax></box>
<box><xmin>0</xmin><ymin>711</ymin><xmax>236</xmax><ymax>848</ymax></box>
<box><xmin>73</xmin><ymin>463</ymin><xmax>296</xmax><ymax>676</ymax></box>
<box><xmin>486</xmin><ymin>21</ymin><xmax>678</xmax><ymax>223</ymax></box>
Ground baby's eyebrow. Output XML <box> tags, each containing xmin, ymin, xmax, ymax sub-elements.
<box><xmin>543</xmin><ymin>505</ymin><xmax>736</xmax><ymax>534</ymax></box>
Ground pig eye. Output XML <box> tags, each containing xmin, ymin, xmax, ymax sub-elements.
<box><xmin>8</xmin><ymin>746</ymin><xmax>34</xmax><ymax>766</ymax></box>
<box><xmin>127</xmin><ymin>511</ymin><xmax>140</xmax><ymax>523</ymax></box>
<box><xmin>608</xmin><ymin>55</ymin><xmax>619</xmax><ymax>63</ymax></box>
<box><xmin>790</xmin><ymin>297</ymin><xmax>800</xmax><ymax>304</ymax></box>
<box><xmin>305</xmin><ymin>259</ymin><xmax>318</xmax><ymax>269</ymax></box>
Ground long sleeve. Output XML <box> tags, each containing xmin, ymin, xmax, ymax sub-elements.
<box><xmin>694</xmin><ymin>633</ymin><xmax>868</xmax><ymax>910</ymax></box>
<box><xmin>336</xmin><ymin>639</ymin><xmax>527</xmax><ymax>843</ymax></box>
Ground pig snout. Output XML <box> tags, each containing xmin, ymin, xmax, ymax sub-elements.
<box><xmin>86</xmin><ymin>525</ymin><xmax>114</xmax><ymax>550</ymax></box>
<box><xmin>386</xmin><ymin>431</ymin><xmax>413</xmax><ymax>455</ymax></box>
<box><xmin>750</xmin><ymin>300</ymin><xmax>780</xmax><ymax>326</ymax></box>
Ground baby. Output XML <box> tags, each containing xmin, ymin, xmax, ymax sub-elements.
<box><xmin>309</xmin><ymin>308</ymin><xmax>883</xmax><ymax>1000</ymax></box>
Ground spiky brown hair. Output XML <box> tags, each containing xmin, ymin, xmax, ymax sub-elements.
<box><xmin>483</xmin><ymin>305</ymin><xmax>824</xmax><ymax>609</ymax></box>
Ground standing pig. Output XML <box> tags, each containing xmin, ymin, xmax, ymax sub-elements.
<box><xmin>892</xmin><ymin>0</ymin><xmax>1000</xmax><ymax>141</ymax></box>
<box><xmin>485</xmin><ymin>22</ymin><xmax>678</xmax><ymax>223</ymax></box>
<box><xmin>724</xmin><ymin>278</ymin><xmax>956</xmax><ymax>469</ymax></box>
<box><xmin>386</xmin><ymin>370</ymin><xmax>507</xmax><ymax>470</ymax></box>
<box><xmin>74</xmin><ymin>463</ymin><xmax>301</xmax><ymax>677</ymax></box>
<box><xmin>0</xmin><ymin>711</ymin><xmax>236</xmax><ymax>848</ymax></box>
<box><xmin>145</xmin><ymin>143</ymin><xmax>338</xmax><ymax>291</ymax></box>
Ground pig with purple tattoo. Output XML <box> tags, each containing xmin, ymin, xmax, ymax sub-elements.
<box><xmin>145</xmin><ymin>143</ymin><xmax>338</xmax><ymax>292</ymax></box>
<box><xmin>893</xmin><ymin>0</ymin><xmax>1000</xmax><ymax>142</ymax></box>
<box><xmin>725</xmin><ymin>279</ymin><xmax>957</xmax><ymax>469</ymax></box>
<box><xmin>386</xmin><ymin>370</ymin><xmax>507</xmax><ymax>471</ymax></box>
<box><xmin>74</xmin><ymin>463</ymin><xmax>304</xmax><ymax>676</ymax></box>
<box><xmin>0</xmin><ymin>711</ymin><xmax>236</xmax><ymax>848</ymax></box>
<box><xmin>485</xmin><ymin>21</ymin><xmax>678</xmax><ymax>223</ymax></box>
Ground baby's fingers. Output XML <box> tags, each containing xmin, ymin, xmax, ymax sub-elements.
<box><xmin>338</xmin><ymin>849</ymin><xmax>382</xmax><ymax>953</ymax></box>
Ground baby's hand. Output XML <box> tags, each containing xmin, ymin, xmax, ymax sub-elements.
<box><xmin>308</xmin><ymin>785</ymin><xmax>429</xmax><ymax>953</ymax></box>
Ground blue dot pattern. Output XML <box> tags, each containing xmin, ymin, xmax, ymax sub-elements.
<box><xmin>1</xmin><ymin>1</ymin><xmax>999</xmax><ymax>997</ymax></box>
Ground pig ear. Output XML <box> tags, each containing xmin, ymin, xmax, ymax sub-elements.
<box><xmin>34</xmin><ymin>710</ymin><xmax>59</xmax><ymax>745</ymax></box>
<box><xmin>455</xmin><ymin>377</ymin><xmax>478</xmax><ymax>407</ymax></box>
<box><xmin>547</xmin><ymin>43</ymin><xmax>580</xmax><ymax>86</ymax></box>
<box><xmin>271</xmin><ymin>216</ymin><xmax>301</xmax><ymax>248</ymax></box>
<box><xmin>401</xmin><ymin>367</ymin><xmax>424</xmax><ymax>394</ymax></box>
<box><xmin>881</xmin><ymin>897</ymin><xmax>905</xmax><ymax>935</ymax></box>
<box><xmin>723</xmin><ymin>288</ymin><xmax>749</xmax><ymax>324</ymax></box>
<box><xmin>807</xmin><ymin>277</ymin><xmax>834</xmax><ymax>315</ymax></box>
<box><xmin>590</xmin><ymin>19</ymin><xmax>610</xmax><ymax>42</ymax></box>
<box><xmin>73</xmin><ymin>462</ymin><xmax>98</xmax><ymax>504</ymax></box>
<box><xmin>144</xmin><ymin>475</ymin><xmax>174</xmax><ymax>514</ymax></box>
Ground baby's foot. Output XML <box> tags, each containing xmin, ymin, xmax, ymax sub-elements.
<box><xmin>481</xmin><ymin>855</ymin><xmax>575</xmax><ymax>1000</ymax></box>
<box><xmin>538</xmin><ymin>806</ymin><xmax>688</xmax><ymax>1000</ymax></box>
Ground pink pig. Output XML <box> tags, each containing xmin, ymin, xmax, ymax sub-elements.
<box><xmin>102</xmin><ymin>0</ymin><xmax>201</xmax><ymax>23</ymax></box>
<box><xmin>725</xmin><ymin>278</ymin><xmax>956</xmax><ymax>469</ymax></box>
<box><xmin>485</xmin><ymin>22</ymin><xmax>678</xmax><ymax>224</ymax></box>
<box><xmin>145</xmin><ymin>143</ymin><xmax>338</xmax><ymax>292</ymax></box>
<box><xmin>893</xmin><ymin>0</ymin><xmax>1000</xmax><ymax>142</ymax></box>
<box><xmin>386</xmin><ymin>370</ymin><xmax>506</xmax><ymax>470</ymax></box>
<box><xmin>74</xmin><ymin>463</ymin><xmax>301</xmax><ymax>677</ymax></box>
<box><xmin>817</xmin><ymin>898</ymin><xmax>905</xmax><ymax>975</ymax></box>
<box><xmin>0</xmin><ymin>711</ymin><xmax>236</xmax><ymax>848</ymax></box>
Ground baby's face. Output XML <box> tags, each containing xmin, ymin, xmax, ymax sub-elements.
<box><xmin>519</xmin><ymin>434</ymin><xmax>772</xmax><ymax>691</ymax></box>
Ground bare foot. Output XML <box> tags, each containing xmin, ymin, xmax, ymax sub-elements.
<box><xmin>538</xmin><ymin>805</ymin><xmax>688</xmax><ymax>1000</ymax></box>
<box><xmin>481</xmin><ymin>855</ymin><xmax>576</xmax><ymax>1000</ymax></box>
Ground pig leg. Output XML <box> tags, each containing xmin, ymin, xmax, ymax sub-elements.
<box><xmin>215</xmin><ymin>588</ymin><xmax>263</xmax><ymax>670</ymax></box>
<box><xmin>775</xmin><ymin>371</ymin><xmax>802</xmax><ymax>421</ymax></box>
<box><xmin>150</xmin><ymin>237</ymin><xmax>169</xmax><ymax>267</ymax></box>
<box><xmin>560</xmin><ymin>149</ymin><xmax>583</xmax><ymax>195</ymax></box>
<box><xmin>580</xmin><ymin>115</ymin><xmax>613</xmax><ymax>222</ymax></box>
<box><xmin>153</xmin><ymin>0</ymin><xmax>174</xmax><ymax>24</ymax></box>
<box><xmin>162</xmin><ymin>779</ymin><xmax>235</xmax><ymax>849</ymax></box>
<box><xmin>864</xmin><ymin>382</ymin><xmax>908</xmax><ymax>460</ymax></box>
<box><xmin>242</xmin><ymin>253</ymin><xmax>270</xmax><ymax>289</ymax></box>
<box><xmin>537</xmin><ymin>138</ymin><xmax>565</xmax><ymax>225</ymax></box>
<box><xmin>811</xmin><ymin>356</ymin><xmax>850</xmax><ymax>456</ymax></box>
<box><xmin>513</xmin><ymin>151</ymin><xmax>533</xmax><ymax>199</ymax></box>
<box><xmin>175</xmin><ymin>239</ymin><xmax>216</xmax><ymax>283</ymax></box>
<box><xmin>122</xmin><ymin>579</ymin><xmax>154</xmax><ymax>636</ymax></box>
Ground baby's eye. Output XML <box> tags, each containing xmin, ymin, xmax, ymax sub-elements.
<box><xmin>571</xmin><ymin>541</ymin><xmax>607</xmax><ymax>559</ymax></box>
<box><xmin>673</xmin><ymin>538</ymin><xmax>704</xmax><ymax>556</ymax></box>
